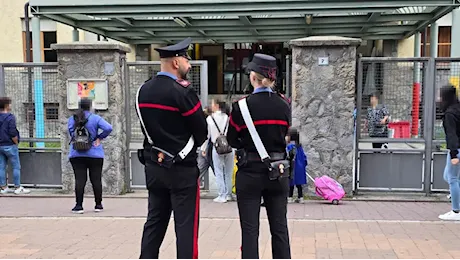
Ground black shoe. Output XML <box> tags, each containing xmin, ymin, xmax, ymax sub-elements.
<box><xmin>95</xmin><ymin>204</ymin><xmax>104</xmax><ymax>212</ymax></box>
<box><xmin>72</xmin><ymin>205</ymin><xmax>84</xmax><ymax>214</ymax></box>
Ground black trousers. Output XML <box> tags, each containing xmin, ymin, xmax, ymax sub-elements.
<box><xmin>289</xmin><ymin>185</ymin><xmax>303</xmax><ymax>198</ymax></box>
<box><xmin>140</xmin><ymin>160</ymin><xmax>200</xmax><ymax>259</ymax></box>
<box><xmin>236</xmin><ymin>164</ymin><xmax>291</xmax><ymax>259</ymax></box>
<box><xmin>69</xmin><ymin>157</ymin><xmax>103</xmax><ymax>206</ymax></box>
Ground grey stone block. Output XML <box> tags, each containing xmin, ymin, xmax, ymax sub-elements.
<box><xmin>53</xmin><ymin>43</ymin><xmax>130</xmax><ymax>195</ymax></box>
<box><xmin>290</xmin><ymin>36</ymin><xmax>361</xmax><ymax>193</ymax></box>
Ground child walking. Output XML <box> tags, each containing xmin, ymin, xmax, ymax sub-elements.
<box><xmin>286</xmin><ymin>128</ymin><xmax>308</xmax><ymax>203</ymax></box>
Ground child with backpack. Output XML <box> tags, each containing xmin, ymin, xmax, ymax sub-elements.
<box><xmin>286</xmin><ymin>128</ymin><xmax>308</xmax><ymax>203</ymax></box>
<box><xmin>68</xmin><ymin>98</ymin><xmax>112</xmax><ymax>214</ymax></box>
<box><xmin>200</xmin><ymin>99</ymin><xmax>234</xmax><ymax>203</ymax></box>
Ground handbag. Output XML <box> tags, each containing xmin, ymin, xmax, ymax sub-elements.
<box><xmin>238</xmin><ymin>98</ymin><xmax>290</xmax><ymax>180</ymax></box>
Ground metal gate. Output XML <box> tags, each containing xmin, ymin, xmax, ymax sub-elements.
<box><xmin>126</xmin><ymin>61</ymin><xmax>209</xmax><ymax>189</ymax></box>
<box><xmin>355</xmin><ymin>57</ymin><xmax>460</xmax><ymax>194</ymax></box>
<box><xmin>0</xmin><ymin>63</ymin><xmax>62</xmax><ymax>188</ymax></box>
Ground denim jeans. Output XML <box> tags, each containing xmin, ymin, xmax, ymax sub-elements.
<box><xmin>444</xmin><ymin>150</ymin><xmax>460</xmax><ymax>211</ymax></box>
<box><xmin>0</xmin><ymin>145</ymin><xmax>21</xmax><ymax>187</ymax></box>
<box><xmin>212</xmin><ymin>147</ymin><xmax>235</xmax><ymax>198</ymax></box>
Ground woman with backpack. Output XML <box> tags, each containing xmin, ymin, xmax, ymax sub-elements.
<box><xmin>68</xmin><ymin>98</ymin><xmax>113</xmax><ymax>214</ymax></box>
<box><xmin>201</xmin><ymin>99</ymin><xmax>234</xmax><ymax>203</ymax></box>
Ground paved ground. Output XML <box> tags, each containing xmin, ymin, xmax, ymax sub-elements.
<box><xmin>2</xmin><ymin>197</ymin><xmax>460</xmax><ymax>259</ymax></box>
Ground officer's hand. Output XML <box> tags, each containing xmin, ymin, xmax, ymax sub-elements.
<box><xmin>452</xmin><ymin>158</ymin><xmax>459</xmax><ymax>165</ymax></box>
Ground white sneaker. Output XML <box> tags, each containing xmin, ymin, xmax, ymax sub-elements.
<box><xmin>0</xmin><ymin>187</ymin><xmax>13</xmax><ymax>194</ymax></box>
<box><xmin>14</xmin><ymin>187</ymin><xmax>30</xmax><ymax>195</ymax></box>
<box><xmin>226</xmin><ymin>195</ymin><xmax>233</xmax><ymax>202</ymax></box>
<box><xmin>287</xmin><ymin>197</ymin><xmax>294</xmax><ymax>203</ymax></box>
<box><xmin>439</xmin><ymin>211</ymin><xmax>460</xmax><ymax>221</ymax></box>
<box><xmin>298</xmin><ymin>197</ymin><xmax>305</xmax><ymax>204</ymax></box>
<box><xmin>213</xmin><ymin>196</ymin><xmax>227</xmax><ymax>203</ymax></box>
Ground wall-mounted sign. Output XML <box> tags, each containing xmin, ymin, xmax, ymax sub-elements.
<box><xmin>318</xmin><ymin>57</ymin><xmax>329</xmax><ymax>66</ymax></box>
<box><xmin>67</xmin><ymin>79</ymin><xmax>109</xmax><ymax>110</ymax></box>
<box><xmin>104</xmin><ymin>62</ymin><xmax>115</xmax><ymax>76</ymax></box>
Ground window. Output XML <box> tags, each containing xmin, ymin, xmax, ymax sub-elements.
<box><xmin>420</xmin><ymin>26</ymin><xmax>452</xmax><ymax>57</ymax></box>
<box><xmin>24</xmin><ymin>103</ymin><xmax>59</xmax><ymax>121</ymax></box>
<box><xmin>22</xmin><ymin>31</ymin><xmax>57</xmax><ymax>62</ymax></box>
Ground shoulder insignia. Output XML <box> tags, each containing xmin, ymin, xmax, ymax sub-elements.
<box><xmin>176</xmin><ymin>79</ymin><xmax>191</xmax><ymax>88</ymax></box>
<box><xmin>233</xmin><ymin>95</ymin><xmax>249</xmax><ymax>104</ymax></box>
<box><xmin>277</xmin><ymin>92</ymin><xmax>291</xmax><ymax>104</ymax></box>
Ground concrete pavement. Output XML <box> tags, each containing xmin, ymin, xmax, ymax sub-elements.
<box><xmin>1</xmin><ymin>197</ymin><xmax>460</xmax><ymax>259</ymax></box>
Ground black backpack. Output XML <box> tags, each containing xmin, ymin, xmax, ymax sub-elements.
<box><xmin>71</xmin><ymin>115</ymin><xmax>92</xmax><ymax>151</ymax></box>
<box><xmin>211</xmin><ymin>116</ymin><xmax>232</xmax><ymax>155</ymax></box>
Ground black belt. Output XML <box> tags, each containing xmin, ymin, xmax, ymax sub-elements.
<box><xmin>246</xmin><ymin>152</ymin><xmax>286</xmax><ymax>162</ymax></box>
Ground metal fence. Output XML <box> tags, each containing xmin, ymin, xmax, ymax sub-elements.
<box><xmin>355</xmin><ymin>57</ymin><xmax>460</xmax><ymax>194</ymax></box>
<box><xmin>126</xmin><ymin>61</ymin><xmax>209</xmax><ymax>190</ymax></box>
<box><xmin>0</xmin><ymin>62</ymin><xmax>61</xmax><ymax>188</ymax></box>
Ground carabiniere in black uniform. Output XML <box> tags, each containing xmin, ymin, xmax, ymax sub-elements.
<box><xmin>136</xmin><ymin>37</ymin><xmax>207</xmax><ymax>259</ymax></box>
<box><xmin>227</xmin><ymin>53</ymin><xmax>292</xmax><ymax>259</ymax></box>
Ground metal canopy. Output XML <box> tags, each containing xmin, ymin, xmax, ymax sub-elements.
<box><xmin>29</xmin><ymin>0</ymin><xmax>460</xmax><ymax>44</ymax></box>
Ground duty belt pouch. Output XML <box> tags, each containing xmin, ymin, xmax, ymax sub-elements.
<box><xmin>150</xmin><ymin>147</ymin><xmax>175</xmax><ymax>169</ymax></box>
<box><xmin>238</xmin><ymin>98</ymin><xmax>289</xmax><ymax>181</ymax></box>
<box><xmin>267</xmin><ymin>160</ymin><xmax>290</xmax><ymax>181</ymax></box>
<box><xmin>137</xmin><ymin>149</ymin><xmax>146</xmax><ymax>165</ymax></box>
<box><xmin>235</xmin><ymin>149</ymin><xmax>248</xmax><ymax>168</ymax></box>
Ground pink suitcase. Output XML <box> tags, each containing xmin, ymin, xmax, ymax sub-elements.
<box><xmin>307</xmin><ymin>173</ymin><xmax>345</xmax><ymax>205</ymax></box>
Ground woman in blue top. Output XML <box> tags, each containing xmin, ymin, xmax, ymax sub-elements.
<box><xmin>68</xmin><ymin>99</ymin><xmax>113</xmax><ymax>214</ymax></box>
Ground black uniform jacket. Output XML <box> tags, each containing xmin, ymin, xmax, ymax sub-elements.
<box><xmin>137</xmin><ymin>74</ymin><xmax>207</xmax><ymax>164</ymax></box>
<box><xmin>227</xmin><ymin>91</ymin><xmax>291</xmax><ymax>155</ymax></box>
<box><xmin>443</xmin><ymin>103</ymin><xmax>460</xmax><ymax>158</ymax></box>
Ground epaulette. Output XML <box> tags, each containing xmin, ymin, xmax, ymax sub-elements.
<box><xmin>176</xmin><ymin>79</ymin><xmax>191</xmax><ymax>88</ymax></box>
<box><xmin>277</xmin><ymin>92</ymin><xmax>291</xmax><ymax>104</ymax></box>
<box><xmin>234</xmin><ymin>95</ymin><xmax>249</xmax><ymax>103</ymax></box>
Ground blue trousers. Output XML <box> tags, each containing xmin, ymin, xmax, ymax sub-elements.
<box><xmin>0</xmin><ymin>145</ymin><xmax>21</xmax><ymax>187</ymax></box>
<box><xmin>444</xmin><ymin>151</ymin><xmax>460</xmax><ymax>211</ymax></box>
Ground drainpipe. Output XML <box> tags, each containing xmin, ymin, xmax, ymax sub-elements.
<box><xmin>25</xmin><ymin>2</ymin><xmax>31</xmax><ymax>63</ymax></box>
<box><xmin>25</xmin><ymin>2</ymin><xmax>34</xmax><ymax>146</ymax></box>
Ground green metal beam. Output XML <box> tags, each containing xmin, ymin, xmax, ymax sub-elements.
<box><xmin>114</xmin><ymin>18</ymin><xmax>134</xmax><ymax>26</ymax></box>
<box><xmin>26</xmin><ymin>0</ymin><xmax>459</xmax><ymax>7</ymax></box>
<box><xmin>361</xmin><ymin>12</ymin><xmax>381</xmax><ymax>33</ymax></box>
<box><xmin>41</xmin><ymin>14</ymin><xmax>130</xmax><ymax>43</ymax></box>
<box><xmin>74</xmin><ymin>13</ymin><xmax>432</xmax><ymax>28</ymax></box>
<box><xmin>108</xmin><ymin>25</ymin><xmax>415</xmax><ymax>37</ymax></box>
<box><xmin>129</xmin><ymin>33</ymin><xmax>403</xmax><ymax>44</ymax></box>
<box><xmin>239</xmin><ymin>16</ymin><xmax>259</xmax><ymax>35</ymax></box>
<box><xmin>82</xmin><ymin>8</ymin><xmax>412</xmax><ymax>18</ymax></box>
<box><xmin>30</xmin><ymin>0</ymin><xmax>456</xmax><ymax>15</ymax></box>
<box><xmin>404</xmin><ymin>5</ymin><xmax>457</xmax><ymax>37</ymax></box>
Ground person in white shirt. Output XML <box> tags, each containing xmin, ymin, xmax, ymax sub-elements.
<box><xmin>201</xmin><ymin>100</ymin><xmax>235</xmax><ymax>203</ymax></box>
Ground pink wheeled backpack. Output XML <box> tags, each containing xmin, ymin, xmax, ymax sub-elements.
<box><xmin>307</xmin><ymin>173</ymin><xmax>345</xmax><ymax>205</ymax></box>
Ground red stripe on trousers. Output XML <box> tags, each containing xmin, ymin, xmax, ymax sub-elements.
<box><xmin>138</xmin><ymin>103</ymin><xmax>180</xmax><ymax>112</ymax></box>
<box><xmin>182</xmin><ymin>101</ymin><xmax>202</xmax><ymax>116</ymax></box>
<box><xmin>192</xmin><ymin>179</ymin><xmax>200</xmax><ymax>259</ymax></box>
<box><xmin>239</xmin><ymin>120</ymin><xmax>289</xmax><ymax>129</ymax></box>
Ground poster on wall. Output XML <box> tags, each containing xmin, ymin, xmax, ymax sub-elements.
<box><xmin>67</xmin><ymin>79</ymin><xmax>109</xmax><ymax>110</ymax></box>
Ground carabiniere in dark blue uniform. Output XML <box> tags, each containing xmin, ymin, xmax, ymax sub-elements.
<box><xmin>227</xmin><ymin>53</ymin><xmax>292</xmax><ymax>259</ymax></box>
<box><xmin>135</xmin><ymin>37</ymin><xmax>207</xmax><ymax>259</ymax></box>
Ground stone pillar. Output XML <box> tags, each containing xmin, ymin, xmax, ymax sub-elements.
<box><xmin>289</xmin><ymin>36</ymin><xmax>361</xmax><ymax>193</ymax></box>
<box><xmin>52</xmin><ymin>43</ymin><xmax>131</xmax><ymax>195</ymax></box>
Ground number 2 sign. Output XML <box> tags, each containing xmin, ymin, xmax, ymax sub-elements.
<box><xmin>318</xmin><ymin>57</ymin><xmax>329</xmax><ymax>66</ymax></box>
